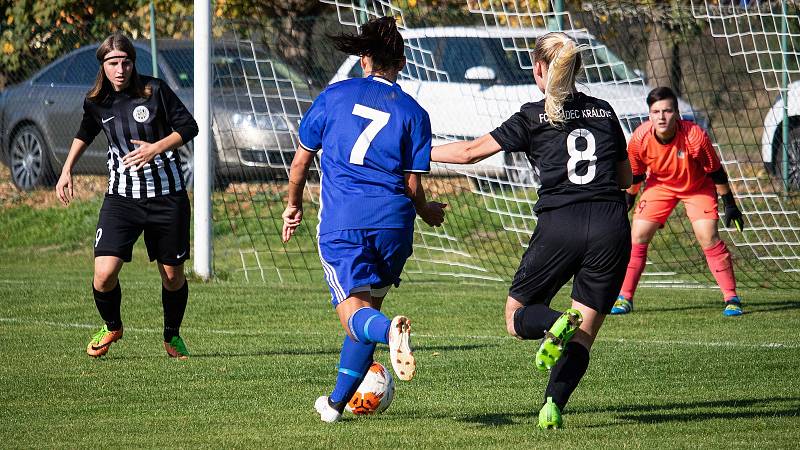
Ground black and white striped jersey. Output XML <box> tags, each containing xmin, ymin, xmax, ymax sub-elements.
<box><xmin>75</xmin><ymin>75</ymin><xmax>198</xmax><ymax>198</ymax></box>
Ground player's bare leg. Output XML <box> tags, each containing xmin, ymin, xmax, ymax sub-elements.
<box><xmin>93</xmin><ymin>256</ymin><xmax>124</xmax><ymax>292</ymax></box>
<box><xmin>318</xmin><ymin>290</ymin><xmax>409</xmax><ymax>421</ymax></box>
<box><xmin>503</xmin><ymin>295</ymin><xmax>579</xmax><ymax>371</ymax></box>
<box><xmin>505</xmin><ymin>295</ymin><xmax>562</xmax><ymax>339</ymax></box>
<box><xmin>335</xmin><ymin>291</ymin><xmax>414</xmax><ymax>380</ymax></box>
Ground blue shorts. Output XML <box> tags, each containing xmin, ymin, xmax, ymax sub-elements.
<box><xmin>317</xmin><ymin>228</ymin><xmax>414</xmax><ymax>307</ymax></box>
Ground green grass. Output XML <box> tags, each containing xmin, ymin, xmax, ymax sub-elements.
<box><xmin>1</xmin><ymin>189</ymin><xmax>799</xmax><ymax>447</ymax></box>
<box><xmin>1</xmin><ymin>242</ymin><xmax>799</xmax><ymax>448</ymax></box>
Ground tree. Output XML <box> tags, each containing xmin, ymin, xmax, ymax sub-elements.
<box><xmin>0</xmin><ymin>0</ymin><xmax>195</xmax><ymax>89</ymax></box>
<box><xmin>216</xmin><ymin>0</ymin><xmax>323</xmax><ymax>61</ymax></box>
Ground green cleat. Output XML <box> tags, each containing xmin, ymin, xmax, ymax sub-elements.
<box><xmin>535</xmin><ymin>308</ymin><xmax>582</xmax><ymax>372</ymax></box>
<box><xmin>538</xmin><ymin>397</ymin><xmax>562</xmax><ymax>429</ymax></box>
<box><xmin>164</xmin><ymin>336</ymin><xmax>189</xmax><ymax>360</ymax></box>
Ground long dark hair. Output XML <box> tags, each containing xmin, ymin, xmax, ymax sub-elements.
<box><xmin>87</xmin><ymin>33</ymin><xmax>151</xmax><ymax>103</ymax></box>
<box><xmin>329</xmin><ymin>16</ymin><xmax>405</xmax><ymax>72</ymax></box>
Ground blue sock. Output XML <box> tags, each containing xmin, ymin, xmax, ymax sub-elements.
<box><xmin>348</xmin><ymin>307</ymin><xmax>391</xmax><ymax>344</ymax></box>
<box><xmin>329</xmin><ymin>335</ymin><xmax>376</xmax><ymax>410</ymax></box>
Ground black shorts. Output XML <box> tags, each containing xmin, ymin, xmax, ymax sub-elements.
<box><xmin>508</xmin><ymin>201</ymin><xmax>631</xmax><ymax>314</ymax></box>
<box><xmin>94</xmin><ymin>192</ymin><xmax>191</xmax><ymax>266</ymax></box>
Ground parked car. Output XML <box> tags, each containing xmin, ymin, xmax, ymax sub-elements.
<box><xmin>330</xmin><ymin>26</ymin><xmax>704</xmax><ymax>182</ymax></box>
<box><xmin>761</xmin><ymin>81</ymin><xmax>800</xmax><ymax>189</ymax></box>
<box><xmin>0</xmin><ymin>39</ymin><xmax>313</xmax><ymax>190</ymax></box>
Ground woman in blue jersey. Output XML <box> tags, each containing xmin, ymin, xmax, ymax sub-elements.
<box><xmin>432</xmin><ymin>32</ymin><xmax>633</xmax><ymax>429</ymax></box>
<box><xmin>281</xmin><ymin>16</ymin><xmax>446</xmax><ymax>423</ymax></box>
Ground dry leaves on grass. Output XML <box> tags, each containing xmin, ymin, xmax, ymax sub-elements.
<box><xmin>0</xmin><ymin>166</ymin><xmax>106</xmax><ymax>209</ymax></box>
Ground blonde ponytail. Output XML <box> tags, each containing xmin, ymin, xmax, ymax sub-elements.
<box><xmin>534</xmin><ymin>33</ymin><xmax>587</xmax><ymax>127</ymax></box>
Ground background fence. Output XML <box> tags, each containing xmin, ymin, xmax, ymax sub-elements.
<box><xmin>2</xmin><ymin>0</ymin><xmax>799</xmax><ymax>288</ymax></box>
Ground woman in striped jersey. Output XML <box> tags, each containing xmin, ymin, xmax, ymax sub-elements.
<box><xmin>55</xmin><ymin>33</ymin><xmax>198</xmax><ymax>359</ymax></box>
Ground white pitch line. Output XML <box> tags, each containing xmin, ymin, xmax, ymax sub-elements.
<box><xmin>1</xmin><ymin>317</ymin><xmax>798</xmax><ymax>349</ymax></box>
<box><xmin>413</xmin><ymin>334</ymin><xmax>800</xmax><ymax>350</ymax></box>
<box><xmin>0</xmin><ymin>317</ymin><xmax>248</xmax><ymax>336</ymax></box>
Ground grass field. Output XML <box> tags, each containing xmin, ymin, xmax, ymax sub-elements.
<box><xmin>1</xmin><ymin>176</ymin><xmax>800</xmax><ymax>448</ymax></box>
<box><xmin>2</xmin><ymin>241</ymin><xmax>800</xmax><ymax>448</ymax></box>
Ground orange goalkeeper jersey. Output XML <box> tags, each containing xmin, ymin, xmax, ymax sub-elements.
<box><xmin>628</xmin><ymin>119</ymin><xmax>720</xmax><ymax>193</ymax></box>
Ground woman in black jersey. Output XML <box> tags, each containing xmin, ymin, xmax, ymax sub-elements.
<box><xmin>432</xmin><ymin>32</ymin><xmax>632</xmax><ymax>429</ymax></box>
<box><xmin>55</xmin><ymin>33</ymin><xmax>198</xmax><ymax>359</ymax></box>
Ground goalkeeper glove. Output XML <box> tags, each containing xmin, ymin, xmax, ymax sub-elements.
<box><xmin>721</xmin><ymin>192</ymin><xmax>744</xmax><ymax>231</ymax></box>
<box><xmin>626</xmin><ymin>192</ymin><xmax>638</xmax><ymax>212</ymax></box>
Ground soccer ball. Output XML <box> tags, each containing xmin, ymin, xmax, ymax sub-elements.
<box><xmin>346</xmin><ymin>362</ymin><xmax>395</xmax><ymax>415</ymax></box>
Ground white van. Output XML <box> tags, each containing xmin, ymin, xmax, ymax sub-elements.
<box><xmin>761</xmin><ymin>81</ymin><xmax>799</xmax><ymax>188</ymax></box>
<box><xmin>330</xmin><ymin>26</ymin><xmax>703</xmax><ymax>182</ymax></box>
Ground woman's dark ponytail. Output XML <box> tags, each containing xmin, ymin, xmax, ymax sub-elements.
<box><xmin>329</xmin><ymin>16</ymin><xmax>405</xmax><ymax>72</ymax></box>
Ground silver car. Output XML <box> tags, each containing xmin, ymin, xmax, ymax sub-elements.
<box><xmin>0</xmin><ymin>39</ymin><xmax>313</xmax><ymax>190</ymax></box>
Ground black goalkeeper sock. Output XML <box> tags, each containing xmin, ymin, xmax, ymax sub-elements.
<box><xmin>162</xmin><ymin>281</ymin><xmax>188</xmax><ymax>342</ymax></box>
<box><xmin>513</xmin><ymin>304</ymin><xmax>562</xmax><ymax>340</ymax></box>
<box><xmin>544</xmin><ymin>341</ymin><xmax>591</xmax><ymax>411</ymax></box>
<box><xmin>93</xmin><ymin>282</ymin><xmax>122</xmax><ymax>331</ymax></box>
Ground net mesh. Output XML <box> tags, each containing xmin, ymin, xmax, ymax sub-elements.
<box><xmin>2</xmin><ymin>2</ymin><xmax>799</xmax><ymax>289</ymax></box>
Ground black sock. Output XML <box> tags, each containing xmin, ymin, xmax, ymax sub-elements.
<box><xmin>93</xmin><ymin>282</ymin><xmax>122</xmax><ymax>331</ymax></box>
<box><xmin>328</xmin><ymin>396</ymin><xmax>352</xmax><ymax>414</ymax></box>
<box><xmin>513</xmin><ymin>304</ymin><xmax>562</xmax><ymax>339</ymax></box>
<box><xmin>162</xmin><ymin>281</ymin><xmax>188</xmax><ymax>342</ymax></box>
<box><xmin>544</xmin><ymin>341</ymin><xmax>591</xmax><ymax>411</ymax></box>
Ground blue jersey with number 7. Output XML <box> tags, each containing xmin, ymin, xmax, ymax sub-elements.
<box><xmin>298</xmin><ymin>75</ymin><xmax>432</xmax><ymax>235</ymax></box>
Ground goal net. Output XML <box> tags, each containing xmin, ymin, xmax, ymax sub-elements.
<box><xmin>205</xmin><ymin>0</ymin><xmax>800</xmax><ymax>289</ymax></box>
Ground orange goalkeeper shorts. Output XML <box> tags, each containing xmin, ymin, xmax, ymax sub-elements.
<box><xmin>632</xmin><ymin>183</ymin><xmax>719</xmax><ymax>225</ymax></box>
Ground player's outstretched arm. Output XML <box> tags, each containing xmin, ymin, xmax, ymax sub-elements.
<box><xmin>404</xmin><ymin>173</ymin><xmax>446</xmax><ymax>227</ymax></box>
<box><xmin>431</xmin><ymin>134</ymin><xmax>502</xmax><ymax>165</ymax></box>
<box><xmin>282</xmin><ymin>146</ymin><xmax>315</xmax><ymax>243</ymax></box>
<box><xmin>56</xmin><ymin>138</ymin><xmax>89</xmax><ymax>206</ymax></box>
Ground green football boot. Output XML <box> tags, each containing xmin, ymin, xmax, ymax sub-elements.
<box><xmin>164</xmin><ymin>335</ymin><xmax>190</xmax><ymax>360</ymax></box>
<box><xmin>538</xmin><ymin>397</ymin><xmax>562</xmax><ymax>429</ymax></box>
<box><xmin>535</xmin><ymin>308</ymin><xmax>583</xmax><ymax>372</ymax></box>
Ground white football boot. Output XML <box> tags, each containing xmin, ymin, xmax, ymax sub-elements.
<box><xmin>314</xmin><ymin>396</ymin><xmax>342</xmax><ymax>423</ymax></box>
<box><xmin>388</xmin><ymin>316</ymin><xmax>416</xmax><ymax>381</ymax></box>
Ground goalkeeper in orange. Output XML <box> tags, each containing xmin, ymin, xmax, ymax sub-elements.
<box><xmin>611</xmin><ymin>87</ymin><xmax>745</xmax><ymax>317</ymax></box>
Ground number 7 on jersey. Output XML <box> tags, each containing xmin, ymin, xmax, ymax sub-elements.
<box><xmin>350</xmin><ymin>104</ymin><xmax>391</xmax><ymax>165</ymax></box>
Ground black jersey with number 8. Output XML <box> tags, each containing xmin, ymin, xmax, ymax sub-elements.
<box><xmin>490</xmin><ymin>92</ymin><xmax>628</xmax><ymax>213</ymax></box>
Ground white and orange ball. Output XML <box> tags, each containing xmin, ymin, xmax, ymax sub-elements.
<box><xmin>346</xmin><ymin>362</ymin><xmax>395</xmax><ymax>415</ymax></box>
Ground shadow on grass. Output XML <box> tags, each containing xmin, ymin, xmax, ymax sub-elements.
<box><xmin>746</xmin><ymin>300</ymin><xmax>800</xmax><ymax>313</ymax></box>
<box><xmin>615</xmin><ymin>396</ymin><xmax>800</xmax><ymax>424</ymax></box>
<box><xmin>618</xmin><ymin>298</ymin><xmax>800</xmax><ymax>315</ymax></box>
<box><xmin>633</xmin><ymin>304</ymin><xmax>719</xmax><ymax>313</ymax></box>
<box><xmin>578</xmin><ymin>396</ymin><xmax>800</xmax><ymax>424</ymax></box>
<box><xmin>415</xmin><ymin>343</ymin><xmax>500</xmax><ymax>353</ymax></box>
<box><xmin>456</xmin><ymin>412</ymin><xmax>530</xmax><ymax>427</ymax></box>
<box><xmin>181</xmin><ymin>342</ymin><xmax>497</xmax><ymax>358</ymax></box>
<box><xmin>189</xmin><ymin>348</ymin><xmax>339</xmax><ymax>358</ymax></box>
<box><xmin>456</xmin><ymin>397</ymin><xmax>800</xmax><ymax>428</ymax></box>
